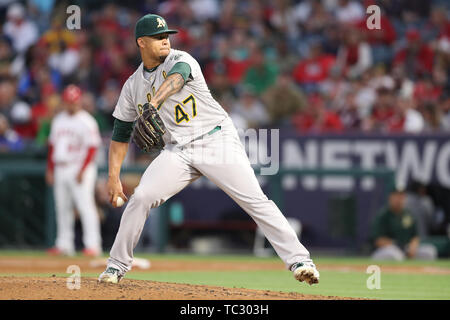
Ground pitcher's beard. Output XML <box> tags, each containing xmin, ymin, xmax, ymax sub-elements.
<box><xmin>159</xmin><ymin>55</ymin><xmax>168</xmax><ymax>63</ymax></box>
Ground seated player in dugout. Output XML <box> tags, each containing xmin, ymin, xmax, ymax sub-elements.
<box><xmin>98</xmin><ymin>14</ymin><xmax>320</xmax><ymax>285</ymax></box>
<box><xmin>370</xmin><ymin>186</ymin><xmax>438</xmax><ymax>261</ymax></box>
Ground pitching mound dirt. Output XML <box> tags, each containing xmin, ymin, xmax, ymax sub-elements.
<box><xmin>0</xmin><ymin>256</ymin><xmax>411</xmax><ymax>300</ymax></box>
<box><xmin>1</xmin><ymin>276</ymin><xmax>356</xmax><ymax>300</ymax></box>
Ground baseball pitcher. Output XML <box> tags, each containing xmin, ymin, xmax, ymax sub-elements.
<box><xmin>98</xmin><ymin>14</ymin><xmax>319</xmax><ymax>285</ymax></box>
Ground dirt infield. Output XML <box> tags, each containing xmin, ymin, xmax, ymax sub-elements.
<box><xmin>1</xmin><ymin>256</ymin><xmax>447</xmax><ymax>300</ymax></box>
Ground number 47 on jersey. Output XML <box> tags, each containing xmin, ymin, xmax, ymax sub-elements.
<box><xmin>173</xmin><ymin>94</ymin><xmax>197</xmax><ymax>124</ymax></box>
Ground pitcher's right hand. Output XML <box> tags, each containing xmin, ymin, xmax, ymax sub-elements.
<box><xmin>108</xmin><ymin>176</ymin><xmax>128</xmax><ymax>208</ymax></box>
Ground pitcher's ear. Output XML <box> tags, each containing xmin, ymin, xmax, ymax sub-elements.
<box><xmin>136</xmin><ymin>37</ymin><xmax>145</xmax><ymax>48</ymax></box>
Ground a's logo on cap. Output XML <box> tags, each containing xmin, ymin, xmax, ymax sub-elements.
<box><xmin>156</xmin><ymin>17</ymin><xmax>166</xmax><ymax>28</ymax></box>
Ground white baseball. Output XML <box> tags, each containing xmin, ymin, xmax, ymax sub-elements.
<box><xmin>116</xmin><ymin>196</ymin><xmax>125</xmax><ymax>207</ymax></box>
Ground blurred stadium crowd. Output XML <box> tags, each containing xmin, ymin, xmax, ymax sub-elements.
<box><xmin>0</xmin><ymin>0</ymin><xmax>449</xmax><ymax>155</ymax></box>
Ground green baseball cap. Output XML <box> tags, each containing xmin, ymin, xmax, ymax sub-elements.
<box><xmin>135</xmin><ymin>14</ymin><xmax>178</xmax><ymax>40</ymax></box>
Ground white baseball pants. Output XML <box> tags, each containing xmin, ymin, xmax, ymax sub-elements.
<box><xmin>53</xmin><ymin>164</ymin><xmax>101</xmax><ymax>254</ymax></box>
<box><xmin>108</xmin><ymin>117</ymin><xmax>310</xmax><ymax>273</ymax></box>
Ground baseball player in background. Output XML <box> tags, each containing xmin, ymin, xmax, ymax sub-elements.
<box><xmin>98</xmin><ymin>14</ymin><xmax>320</xmax><ymax>285</ymax></box>
<box><xmin>46</xmin><ymin>84</ymin><xmax>102</xmax><ymax>257</ymax></box>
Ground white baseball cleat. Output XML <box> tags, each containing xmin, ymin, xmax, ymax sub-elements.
<box><xmin>291</xmin><ymin>261</ymin><xmax>320</xmax><ymax>285</ymax></box>
<box><xmin>98</xmin><ymin>267</ymin><xmax>123</xmax><ymax>284</ymax></box>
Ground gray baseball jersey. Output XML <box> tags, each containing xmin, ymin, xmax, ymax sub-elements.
<box><xmin>112</xmin><ymin>48</ymin><xmax>228</xmax><ymax>146</ymax></box>
<box><xmin>105</xmin><ymin>47</ymin><xmax>313</xmax><ymax>280</ymax></box>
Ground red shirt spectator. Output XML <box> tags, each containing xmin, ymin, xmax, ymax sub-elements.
<box><xmin>366</xmin><ymin>88</ymin><xmax>397</xmax><ymax>131</ymax></box>
<box><xmin>335</xmin><ymin>27</ymin><xmax>372</xmax><ymax>78</ymax></box>
<box><xmin>292</xmin><ymin>95</ymin><xmax>343</xmax><ymax>133</ymax></box>
<box><xmin>293</xmin><ymin>44</ymin><xmax>335</xmax><ymax>84</ymax></box>
<box><xmin>358</xmin><ymin>15</ymin><xmax>396</xmax><ymax>45</ymax></box>
<box><xmin>224</xmin><ymin>56</ymin><xmax>251</xmax><ymax>85</ymax></box>
<box><xmin>393</xmin><ymin>30</ymin><xmax>434</xmax><ymax>78</ymax></box>
<box><xmin>293</xmin><ymin>109</ymin><xmax>343</xmax><ymax>133</ymax></box>
<box><xmin>387</xmin><ymin>115</ymin><xmax>405</xmax><ymax>132</ymax></box>
<box><xmin>95</xmin><ymin>3</ymin><xmax>122</xmax><ymax>36</ymax></box>
<box><xmin>413</xmin><ymin>78</ymin><xmax>442</xmax><ymax>103</ymax></box>
<box><xmin>372</xmin><ymin>105</ymin><xmax>395</xmax><ymax>123</ymax></box>
<box><xmin>221</xmin><ymin>30</ymin><xmax>252</xmax><ymax>85</ymax></box>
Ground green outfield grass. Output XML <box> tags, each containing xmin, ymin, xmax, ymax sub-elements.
<box><xmin>125</xmin><ymin>270</ymin><xmax>450</xmax><ymax>300</ymax></box>
<box><xmin>1</xmin><ymin>250</ymin><xmax>449</xmax><ymax>300</ymax></box>
<box><xmin>130</xmin><ymin>254</ymin><xmax>450</xmax><ymax>299</ymax></box>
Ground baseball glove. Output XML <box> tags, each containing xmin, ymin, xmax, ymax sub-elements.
<box><xmin>132</xmin><ymin>103</ymin><xmax>166</xmax><ymax>152</ymax></box>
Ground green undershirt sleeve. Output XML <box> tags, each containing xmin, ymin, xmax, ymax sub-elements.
<box><xmin>111</xmin><ymin>118</ymin><xmax>134</xmax><ymax>142</ymax></box>
<box><xmin>167</xmin><ymin>62</ymin><xmax>192</xmax><ymax>83</ymax></box>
